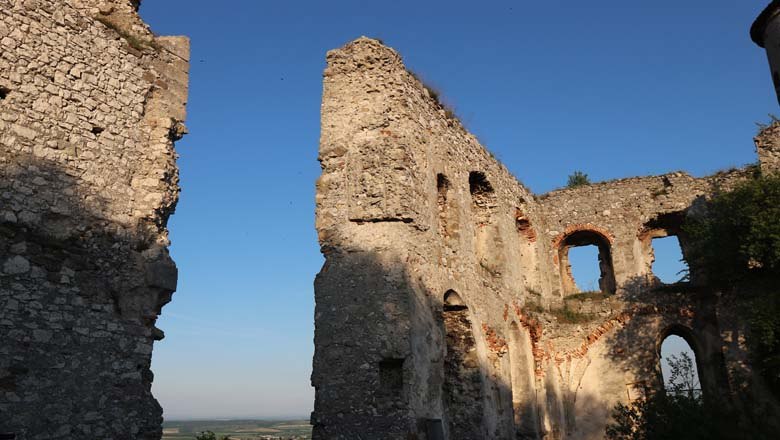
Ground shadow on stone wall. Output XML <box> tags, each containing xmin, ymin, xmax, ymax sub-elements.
<box><xmin>311</xmin><ymin>247</ymin><xmax>650</xmax><ymax>440</ymax></box>
<box><xmin>0</xmin><ymin>154</ymin><xmax>175</xmax><ymax>439</ymax></box>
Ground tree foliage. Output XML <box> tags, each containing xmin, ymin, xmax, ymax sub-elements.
<box><xmin>683</xmin><ymin>174</ymin><xmax>780</xmax><ymax>396</ymax></box>
<box><xmin>195</xmin><ymin>432</ymin><xmax>216</xmax><ymax>440</ymax></box>
<box><xmin>194</xmin><ymin>433</ymin><xmax>231</xmax><ymax>440</ymax></box>
<box><xmin>684</xmin><ymin>174</ymin><xmax>780</xmax><ymax>284</ymax></box>
<box><xmin>605</xmin><ymin>353</ymin><xmax>772</xmax><ymax>439</ymax></box>
<box><xmin>566</xmin><ymin>170</ymin><xmax>590</xmax><ymax>188</ymax></box>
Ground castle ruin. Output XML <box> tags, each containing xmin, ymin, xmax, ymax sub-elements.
<box><xmin>312</xmin><ymin>17</ymin><xmax>780</xmax><ymax>440</ymax></box>
<box><xmin>0</xmin><ymin>1</ymin><xmax>779</xmax><ymax>439</ymax></box>
<box><xmin>0</xmin><ymin>1</ymin><xmax>188</xmax><ymax>438</ymax></box>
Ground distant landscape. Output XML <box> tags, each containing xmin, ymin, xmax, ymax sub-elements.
<box><xmin>161</xmin><ymin>419</ymin><xmax>311</xmax><ymax>440</ymax></box>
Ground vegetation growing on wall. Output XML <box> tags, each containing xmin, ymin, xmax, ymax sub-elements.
<box><xmin>94</xmin><ymin>15</ymin><xmax>160</xmax><ymax>52</ymax></box>
<box><xmin>566</xmin><ymin>171</ymin><xmax>590</xmax><ymax>188</ymax></box>
<box><xmin>607</xmin><ymin>353</ymin><xmax>775</xmax><ymax>439</ymax></box>
<box><xmin>684</xmin><ymin>174</ymin><xmax>780</xmax><ymax>284</ymax></box>
<box><xmin>607</xmin><ymin>353</ymin><xmax>722</xmax><ymax>440</ymax></box>
<box><xmin>684</xmin><ymin>174</ymin><xmax>780</xmax><ymax>396</ymax></box>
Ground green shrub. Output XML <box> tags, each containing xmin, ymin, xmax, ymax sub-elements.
<box><xmin>94</xmin><ymin>15</ymin><xmax>160</xmax><ymax>52</ymax></box>
<box><xmin>565</xmin><ymin>290</ymin><xmax>609</xmax><ymax>301</ymax></box>
<box><xmin>195</xmin><ymin>431</ymin><xmax>217</xmax><ymax>440</ymax></box>
<box><xmin>684</xmin><ymin>174</ymin><xmax>780</xmax><ymax>284</ymax></box>
<box><xmin>566</xmin><ymin>171</ymin><xmax>590</xmax><ymax>188</ymax></box>
<box><xmin>683</xmin><ymin>174</ymin><xmax>780</xmax><ymax>397</ymax></box>
<box><xmin>606</xmin><ymin>353</ymin><xmax>774</xmax><ymax>439</ymax></box>
<box><xmin>550</xmin><ymin>304</ymin><xmax>593</xmax><ymax>324</ymax></box>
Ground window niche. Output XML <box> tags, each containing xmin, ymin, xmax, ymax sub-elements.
<box><xmin>436</xmin><ymin>173</ymin><xmax>458</xmax><ymax>241</ymax></box>
<box><xmin>378</xmin><ymin>358</ymin><xmax>405</xmax><ymax>395</ymax></box>
<box><xmin>442</xmin><ymin>290</ymin><xmax>484</xmax><ymax>438</ymax></box>
<box><xmin>469</xmin><ymin>171</ymin><xmax>496</xmax><ymax>226</ymax></box>
<box><xmin>515</xmin><ymin>207</ymin><xmax>539</xmax><ymax>291</ymax></box>
<box><xmin>640</xmin><ymin>212</ymin><xmax>690</xmax><ymax>285</ymax></box>
<box><xmin>469</xmin><ymin>171</ymin><xmax>503</xmax><ymax>276</ymax></box>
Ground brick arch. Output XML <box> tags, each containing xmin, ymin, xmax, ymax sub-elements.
<box><xmin>553</xmin><ymin>225</ymin><xmax>616</xmax><ymax>296</ymax></box>
<box><xmin>552</xmin><ymin>223</ymin><xmax>615</xmax><ymax>252</ymax></box>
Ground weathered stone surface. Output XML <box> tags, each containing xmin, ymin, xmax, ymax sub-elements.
<box><xmin>0</xmin><ymin>1</ymin><xmax>188</xmax><ymax>439</ymax></box>
<box><xmin>312</xmin><ymin>37</ymin><xmax>780</xmax><ymax>439</ymax></box>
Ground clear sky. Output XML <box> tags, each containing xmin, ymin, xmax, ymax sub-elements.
<box><xmin>139</xmin><ymin>0</ymin><xmax>775</xmax><ymax>420</ymax></box>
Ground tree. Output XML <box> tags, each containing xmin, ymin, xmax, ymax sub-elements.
<box><xmin>665</xmin><ymin>352</ymin><xmax>699</xmax><ymax>397</ymax></box>
<box><xmin>566</xmin><ymin>171</ymin><xmax>590</xmax><ymax>188</ymax></box>
<box><xmin>684</xmin><ymin>173</ymin><xmax>780</xmax><ymax>284</ymax></box>
<box><xmin>606</xmin><ymin>353</ymin><xmax>713</xmax><ymax>440</ymax></box>
<box><xmin>195</xmin><ymin>432</ymin><xmax>216</xmax><ymax>440</ymax></box>
<box><xmin>606</xmin><ymin>352</ymin><xmax>775</xmax><ymax>439</ymax></box>
<box><xmin>683</xmin><ymin>174</ymin><xmax>780</xmax><ymax>396</ymax></box>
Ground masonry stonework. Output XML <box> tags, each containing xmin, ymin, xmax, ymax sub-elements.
<box><xmin>312</xmin><ymin>37</ymin><xmax>780</xmax><ymax>439</ymax></box>
<box><xmin>0</xmin><ymin>1</ymin><xmax>188</xmax><ymax>438</ymax></box>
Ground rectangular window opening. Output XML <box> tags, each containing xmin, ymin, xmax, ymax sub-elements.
<box><xmin>379</xmin><ymin>358</ymin><xmax>404</xmax><ymax>394</ymax></box>
<box><xmin>651</xmin><ymin>235</ymin><xmax>689</xmax><ymax>284</ymax></box>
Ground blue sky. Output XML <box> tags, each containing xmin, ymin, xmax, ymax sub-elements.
<box><xmin>140</xmin><ymin>1</ymin><xmax>774</xmax><ymax>419</ymax></box>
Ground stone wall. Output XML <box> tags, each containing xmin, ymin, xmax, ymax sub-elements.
<box><xmin>313</xmin><ymin>37</ymin><xmax>779</xmax><ymax>439</ymax></box>
<box><xmin>0</xmin><ymin>1</ymin><xmax>188</xmax><ymax>438</ymax></box>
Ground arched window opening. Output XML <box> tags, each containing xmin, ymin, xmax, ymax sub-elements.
<box><xmin>443</xmin><ymin>290</ymin><xmax>466</xmax><ymax>311</ymax></box>
<box><xmin>557</xmin><ymin>229</ymin><xmax>616</xmax><ymax>296</ymax></box>
<box><xmin>660</xmin><ymin>334</ymin><xmax>701</xmax><ymax>398</ymax></box>
<box><xmin>508</xmin><ymin>322</ymin><xmax>539</xmax><ymax>437</ymax></box>
<box><xmin>442</xmin><ymin>290</ymin><xmax>484</xmax><ymax>438</ymax></box>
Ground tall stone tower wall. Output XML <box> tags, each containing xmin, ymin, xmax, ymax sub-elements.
<box><xmin>0</xmin><ymin>1</ymin><xmax>188</xmax><ymax>438</ymax></box>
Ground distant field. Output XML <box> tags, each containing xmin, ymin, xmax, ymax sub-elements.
<box><xmin>161</xmin><ymin>419</ymin><xmax>311</xmax><ymax>440</ymax></box>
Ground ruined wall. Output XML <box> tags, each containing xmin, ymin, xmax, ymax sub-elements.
<box><xmin>313</xmin><ymin>37</ymin><xmax>779</xmax><ymax>439</ymax></box>
<box><xmin>314</xmin><ymin>37</ymin><xmax>550</xmax><ymax>439</ymax></box>
<box><xmin>0</xmin><ymin>1</ymin><xmax>188</xmax><ymax>438</ymax></box>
